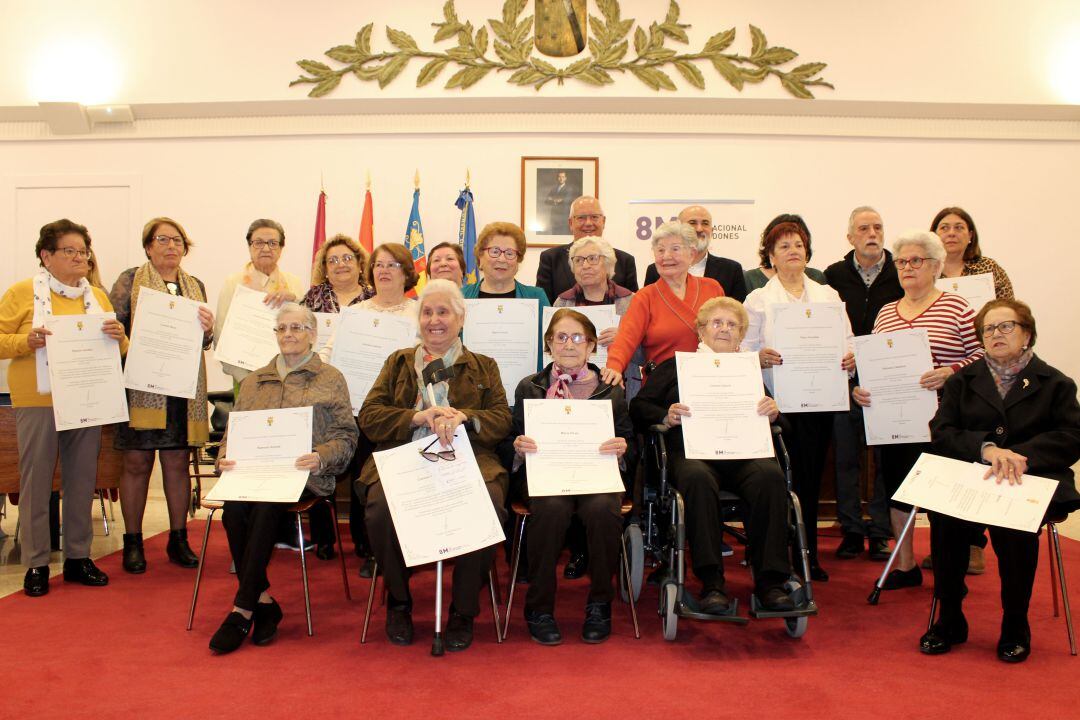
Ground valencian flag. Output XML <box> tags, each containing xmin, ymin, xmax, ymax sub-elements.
<box><xmin>311</xmin><ymin>188</ymin><xmax>327</xmax><ymax>263</ymax></box>
<box><xmin>455</xmin><ymin>186</ymin><xmax>478</xmax><ymax>285</ymax></box>
<box><xmin>404</xmin><ymin>187</ymin><xmax>427</xmax><ymax>295</ymax></box>
<box><xmin>358</xmin><ymin>179</ymin><xmax>374</xmax><ymax>254</ymax></box>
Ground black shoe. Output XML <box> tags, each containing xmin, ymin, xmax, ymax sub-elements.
<box><xmin>62</xmin><ymin>558</ymin><xmax>109</xmax><ymax>586</ymax></box>
<box><xmin>920</xmin><ymin>616</ymin><xmax>968</xmax><ymax>655</ymax></box>
<box><xmin>23</xmin><ymin>566</ymin><xmax>49</xmax><ymax>597</ymax></box>
<box><xmin>209</xmin><ymin>611</ymin><xmax>253</xmax><ymax>654</ymax></box>
<box><xmin>808</xmin><ymin>563</ymin><xmax>829</xmax><ymax>582</ymax></box>
<box><xmin>998</xmin><ymin>617</ymin><xmax>1031</xmax><ymax>663</ymax></box>
<box><xmin>759</xmin><ymin>586</ymin><xmax>796</xmax><ymax>612</ymax></box>
<box><xmin>881</xmin><ymin>566</ymin><xmax>922</xmax><ymax>590</ymax></box>
<box><xmin>166</xmin><ymin>529</ymin><xmax>199</xmax><ymax>568</ymax></box>
<box><xmin>868</xmin><ymin>538</ymin><xmax>891</xmax><ymax>562</ymax></box>
<box><xmin>358</xmin><ymin>555</ymin><xmax>375</xmax><ymax>579</ymax></box>
<box><xmin>385</xmin><ymin>606</ymin><xmax>414</xmax><ymax>646</ymax></box>
<box><xmin>315</xmin><ymin>543</ymin><xmax>336</xmax><ymax>561</ymax></box>
<box><xmin>525</xmin><ymin>611</ymin><xmax>562</xmax><ymax>645</ymax></box>
<box><xmin>699</xmin><ymin>586</ymin><xmax>731</xmax><ymax>615</ymax></box>
<box><xmin>251</xmin><ymin>598</ymin><xmax>283</xmax><ymax>646</ymax></box>
<box><xmin>581</xmin><ymin>601</ymin><xmax>612</xmax><ymax>643</ymax></box>
<box><xmin>563</xmin><ymin>552</ymin><xmax>587</xmax><ymax>580</ymax></box>
<box><xmin>997</xmin><ymin>640</ymin><xmax>1031</xmax><ymax>663</ymax></box>
<box><xmin>835</xmin><ymin>533</ymin><xmax>865</xmax><ymax>560</ymax></box>
<box><xmin>445</xmin><ymin>610</ymin><xmax>474</xmax><ymax>651</ymax></box>
<box><xmin>122</xmin><ymin>532</ymin><xmax>147</xmax><ymax>574</ymax></box>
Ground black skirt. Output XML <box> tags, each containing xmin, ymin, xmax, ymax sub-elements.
<box><xmin>113</xmin><ymin>395</ymin><xmax>190</xmax><ymax>451</ymax></box>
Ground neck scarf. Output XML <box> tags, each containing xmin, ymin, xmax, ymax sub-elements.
<box><xmin>241</xmin><ymin>262</ymin><xmax>292</xmax><ymax>294</ymax></box>
<box><xmin>562</xmin><ymin>279</ymin><xmax>632</xmax><ymax>306</ymax></box>
<box><xmin>276</xmin><ymin>350</ymin><xmax>315</xmax><ymax>379</ymax></box>
<box><xmin>546</xmin><ymin>363</ymin><xmax>593</xmax><ymax>399</ymax></box>
<box><xmin>985</xmin><ymin>348</ymin><xmax>1034</xmax><ymax>399</ymax></box>
<box><xmin>32</xmin><ymin>268</ymin><xmax>104</xmax><ymax>394</ymax></box>
<box><xmin>411</xmin><ymin>338</ymin><xmax>463</xmax><ymax>440</ymax></box>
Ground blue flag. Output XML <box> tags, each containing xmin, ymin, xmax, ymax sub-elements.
<box><xmin>403</xmin><ymin>188</ymin><xmax>427</xmax><ymax>293</ymax></box>
<box><xmin>455</xmin><ymin>187</ymin><xmax>478</xmax><ymax>285</ymax></box>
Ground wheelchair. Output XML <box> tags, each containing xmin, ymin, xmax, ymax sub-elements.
<box><xmin>627</xmin><ymin>422</ymin><xmax>818</xmax><ymax>640</ymax></box>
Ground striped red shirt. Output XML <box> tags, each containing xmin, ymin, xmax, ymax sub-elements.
<box><xmin>872</xmin><ymin>292</ymin><xmax>983</xmax><ymax>370</ymax></box>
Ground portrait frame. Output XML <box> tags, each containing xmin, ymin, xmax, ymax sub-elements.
<box><xmin>520</xmin><ymin>156</ymin><xmax>599</xmax><ymax>248</ymax></box>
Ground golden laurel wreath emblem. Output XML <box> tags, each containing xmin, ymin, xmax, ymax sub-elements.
<box><xmin>886</xmin><ymin>338</ymin><xmax>894</xmax><ymax>349</ymax></box>
<box><xmin>77</xmin><ymin>321</ymin><xmax>84</xmax><ymax>331</ymax></box>
<box><xmin>805</xmin><ymin>308</ymin><xmax>812</xmax><ymax>318</ymax></box>
<box><xmin>267</xmin><ymin>416</ymin><xmax>275</xmax><ymax>426</ymax></box>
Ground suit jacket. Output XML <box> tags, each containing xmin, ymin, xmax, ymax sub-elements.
<box><xmin>644</xmin><ymin>255</ymin><xmax>747</xmax><ymax>302</ymax></box>
<box><xmin>930</xmin><ymin>355</ymin><xmax>1080</xmax><ymax>512</ymax></box>
<box><xmin>536</xmin><ymin>243</ymin><xmax>638</xmax><ymax>303</ymax></box>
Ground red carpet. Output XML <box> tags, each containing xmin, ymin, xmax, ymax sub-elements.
<box><xmin>4</xmin><ymin>525</ymin><xmax>1079</xmax><ymax>719</ymax></box>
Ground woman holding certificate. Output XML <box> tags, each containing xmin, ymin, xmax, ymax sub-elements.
<box><xmin>923</xmin><ymin>299</ymin><xmax>1080</xmax><ymax>662</ymax></box>
<box><xmin>742</xmin><ymin>221</ymin><xmax>855</xmax><ymax>582</ymax></box>
<box><xmin>301</xmin><ymin>234</ymin><xmax>372</xmax><ymax>312</ymax></box>
<box><xmin>359</xmin><ymin>279</ymin><xmax>512</xmax><ymax>652</ymax></box>
<box><xmin>510</xmin><ymin>309</ymin><xmax>634</xmax><ymax>645</ymax></box>
<box><xmin>109</xmin><ymin>217</ymin><xmax>215</xmax><ymax>574</ymax></box>
<box><xmin>931</xmin><ymin>206</ymin><xmax>1013</xmax><ymax>302</ymax></box>
<box><xmin>853</xmin><ymin>230</ymin><xmax>983</xmax><ymax>590</ymax></box>
<box><xmin>209</xmin><ymin>303</ymin><xmax>358</xmax><ymax>654</ymax></box>
<box><xmin>0</xmin><ymin>219</ymin><xmax>128</xmax><ymax>596</ymax></box>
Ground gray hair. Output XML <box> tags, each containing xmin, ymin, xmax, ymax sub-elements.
<box><xmin>848</xmin><ymin>205</ymin><xmax>882</xmax><ymax>235</ymax></box>
<box><xmin>569</xmin><ymin>196</ymin><xmax>604</xmax><ymax>218</ymax></box>
<box><xmin>651</xmin><ymin>220</ymin><xmax>698</xmax><ymax>251</ymax></box>
<box><xmin>893</xmin><ymin>230</ymin><xmax>946</xmax><ymax>277</ymax></box>
<box><xmin>567</xmin><ymin>236</ymin><xmax>616</xmax><ymax>279</ymax></box>
<box><xmin>246</xmin><ymin>218</ymin><xmax>285</xmax><ymax>245</ymax></box>
<box><xmin>275</xmin><ymin>303</ymin><xmax>317</xmax><ymax>340</ymax></box>
<box><xmin>419</xmin><ymin>278</ymin><xmax>466</xmax><ymax>317</ymax></box>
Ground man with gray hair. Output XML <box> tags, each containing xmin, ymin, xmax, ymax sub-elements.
<box><xmin>824</xmin><ymin>206</ymin><xmax>902</xmax><ymax>561</ymax></box>
<box><xmin>643</xmin><ymin>205</ymin><xmax>747</xmax><ymax>301</ymax></box>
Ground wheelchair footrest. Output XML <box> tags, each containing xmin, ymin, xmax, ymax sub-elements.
<box><xmin>677</xmin><ymin>596</ymin><xmax>750</xmax><ymax>625</ymax></box>
<box><xmin>748</xmin><ymin>595</ymin><xmax>819</xmax><ymax>620</ymax></box>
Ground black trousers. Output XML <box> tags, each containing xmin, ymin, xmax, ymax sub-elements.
<box><xmin>223</xmin><ymin>500</ymin><xmax>299</xmax><ymax>610</ymax></box>
<box><xmin>930</xmin><ymin>512</ymin><xmax>1039</xmax><ymax>623</ymax></box>
<box><xmin>365</xmin><ymin>478</ymin><xmax>507</xmax><ymax>618</ymax></box>
<box><xmin>305</xmin><ymin>426</ymin><xmax>374</xmax><ymax>553</ymax></box>
<box><xmin>670</xmin><ymin>455</ymin><xmax>791</xmax><ymax>589</ymax></box>
<box><xmin>782</xmin><ymin>413</ymin><xmax>833</xmax><ymax>564</ymax></box>
<box><xmin>880</xmin><ymin>442</ymin><xmax>931</xmax><ymax>512</ymax></box>
<box><xmin>524</xmin><ymin>493</ymin><xmax>622</xmax><ymax>615</ymax></box>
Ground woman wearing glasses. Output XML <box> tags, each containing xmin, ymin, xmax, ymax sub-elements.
<box><xmin>209</xmin><ymin>303</ymin><xmax>357</xmax><ymax>654</ymax></box>
<box><xmin>852</xmin><ymin>231</ymin><xmax>983</xmax><ymax>591</ymax></box>
<box><xmin>359</xmin><ymin>279</ymin><xmax>512</xmax><ymax>652</ymax></box>
<box><xmin>301</xmin><ymin>234</ymin><xmax>372</xmax><ymax>312</ymax></box>
<box><xmin>922</xmin><ymin>299</ymin><xmax>1080</xmax><ymax>662</ymax></box>
<box><xmin>0</xmin><ymin>219</ymin><xmax>128</xmax><ymax>596</ymax></box>
<box><xmin>108</xmin><ymin>217</ymin><xmax>215</xmax><ymax>574</ymax></box>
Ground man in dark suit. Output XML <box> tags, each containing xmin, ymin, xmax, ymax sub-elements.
<box><xmin>535</xmin><ymin>196</ymin><xmax>638</xmax><ymax>303</ymax></box>
<box><xmin>642</xmin><ymin>206</ymin><xmax>747</xmax><ymax>301</ymax></box>
<box><xmin>824</xmin><ymin>206</ymin><xmax>903</xmax><ymax>562</ymax></box>
<box><xmin>543</xmin><ymin>171</ymin><xmax>573</xmax><ymax>234</ymax></box>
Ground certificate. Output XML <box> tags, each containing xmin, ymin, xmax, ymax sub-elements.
<box><xmin>312</xmin><ymin>312</ymin><xmax>339</xmax><ymax>354</ymax></box>
<box><xmin>541</xmin><ymin>304</ymin><xmax>618</xmax><ymax>368</ymax></box>
<box><xmin>205</xmin><ymin>407</ymin><xmax>313</xmax><ymax>503</ymax></box>
<box><xmin>123</xmin><ymin>287</ymin><xmax>205</xmax><ymax>398</ymax></box>
<box><xmin>892</xmin><ymin>453</ymin><xmax>1058</xmax><ymax>533</ymax></box>
<box><xmin>770</xmin><ymin>302</ymin><xmax>849</xmax><ymax>413</ymax></box>
<box><xmin>45</xmin><ymin>313</ymin><xmax>129</xmax><ymax>431</ymax></box>
<box><xmin>936</xmin><ymin>273</ymin><xmax>994</xmax><ymax>315</ymax></box>
<box><xmin>523</xmin><ymin>399</ymin><xmax>624</xmax><ymax>496</ymax></box>
<box><xmin>854</xmin><ymin>329</ymin><xmax>937</xmax><ymax>445</ymax></box>
<box><xmin>213</xmin><ymin>285</ymin><xmax>280</xmax><ymax>372</ymax></box>
<box><xmin>373</xmin><ymin>427</ymin><xmax>505</xmax><ymax>566</ymax></box>
<box><xmin>676</xmin><ymin>351</ymin><xmax>774</xmax><ymax>460</ymax></box>
<box><xmin>329</xmin><ymin>307</ymin><xmax>417</xmax><ymax>415</ymax></box>
<box><xmin>463</xmin><ymin>298</ymin><xmax>539</xmax><ymax>402</ymax></box>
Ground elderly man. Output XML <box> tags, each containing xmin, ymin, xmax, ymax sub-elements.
<box><xmin>824</xmin><ymin>206</ymin><xmax>902</xmax><ymax>561</ymax></box>
<box><xmin>535</xmin><ymin>196</ymin><xmax>638</xmax><ymax>303</ymax></box>
<box><xmin>643</xmin><ymin>205</ymin><xmax>747</xmax><ymax>302</ymax></box>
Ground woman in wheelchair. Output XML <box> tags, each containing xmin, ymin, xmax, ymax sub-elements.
<box><xmin>630</xmin><ymin>297</ymin><xmax>796</xmax><ymax>614</ymax></box>
<box><xmin>510</xmin><ymin>309</ymin><xmax>635</xmax><ymax>645</ymax></box>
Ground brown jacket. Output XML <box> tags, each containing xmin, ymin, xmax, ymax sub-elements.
<box><xmin>225</xmin><ymin>354</ymin><xmax>358</xmax><ymax>497</ymax></box>
<box><xmin>358</xmin><ymin>346</ymin><xmax>511</xmax><ymax>490</ymax></box>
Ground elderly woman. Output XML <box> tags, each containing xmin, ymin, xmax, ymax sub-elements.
<box><xmin>0</xmin><ymin>219</ymin><xmax>128</xmax><ymax>596</ymax></box>
<box><xmin>463</xmin><ymin>222</ymin><xmax>549</xmax><ymax>303</ymax></box>
<box><xmin>921</xmin><ymin>299</ymin><xmax>1080</xmax><ymax>662</ymax></box>
<box><xmin>510</xmin><ymin>309</ymin><xmax>634</xmax><ymax>645</ymax></box>
<box><xmin>109</xmin><ymin>217</ymin><xmax>215</xmax><ymax>574</ymax></box>
<box><xmin>209</xmin><ymin>303</ymin><xmax>358</xmax><ymax>654</ymax></box>
<box><xmin>301</xmin><ymin>233</ymin><xmax>372</xmax><ymax>312</ymax></box>
<box><xmin>744</xmin><ymin>214</ymin><xmax>827</xmax><ymax>292</ymax></box>
<box><xmin>631</xmin><ymin>297</ymin><xmax>795</xmax><ymax>614</ymax></box>
<box><xmin>359</xmin><ymin>279</ymin><xmax>511</xmax><ymax>652</ymax></box>
<box><xmin>853</xmin><ymin>230</ymin><xmax>983</xmax><ymax>589</ymax></box>
<box><xmin>931</xmin><ymin>206</ymin><xmax>1013</xmax><ymax>301</ymax></box>
<box><xmin>742</xmin><ymin>221</ymin><xmax>855</xmax><ymax>582</ymax></box>
<box><xmin>215</xmin><ymin>219</ymin><xmax>305</xmax><ymax>389</ymax></box>
<box><xmin>602</xmin><ymin>221</ymin><xmax>724</xmax><ymax>388</ymax></box>
<box><xmin>427</xmin><ymin>241</ymin><xmax>467</xmax><ymax>286</ymax></box>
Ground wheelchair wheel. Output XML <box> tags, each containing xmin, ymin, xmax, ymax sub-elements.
<box><xmin>784</xmin><ymin>615</ymin><xmax>808</xmax><ymax>638</ymax></box>
<box><xmin>661</xmin><ymin>583</ymin><xmax>679</xmax><ymax>641</ymax></box>
<box><xmin>619</xmin><ymin>524</ymin><xmax>644</xmax><ymax>603</ymax></box>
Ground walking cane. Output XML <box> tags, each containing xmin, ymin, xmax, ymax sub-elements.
<box><xmin>421</xmin><ymin>359</ymin><xmax>457</xmax><ymax>656</ymax></box>
<box><xmin>868</xmin><ymin>505</ymin><xmax>921</xmax><ymax>605</ymax></box>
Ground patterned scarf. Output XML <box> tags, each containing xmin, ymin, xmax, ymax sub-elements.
<box><xmin>411</xmin><ymin>338</ymin><xmax>463</xmax><ymax>441</ymax></box>
<box><xmin>985</xmin><ymin>348</ymin><xmax>1034</xmax><ymax>399</ymax></box>
<box><xmin>545</xmin><ymin>363</ymin><xmax>593</xmax><ymax>399</ymax></box>
<box><xmin>560</xmin><ymin>279</ymin><xmax>633</xmax><ymax>306</ymax></box>
<box><xmin>32</xmin><ymin>268</ymin><xmax>104</xmax><ymax>394</ymax></box>
<box><xmin>127</xmin><ymin>262</ymin><xmax>209</xmax><ymax>444</ymax></box>
<box><xmin>241</xmin><ymin>262</ymin><xmax>292</xmax><ymax>294</ymax></box>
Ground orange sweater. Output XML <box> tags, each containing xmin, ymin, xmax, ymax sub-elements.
<box><xmin>605</xmin><ymin>275</ymin><xmax>723</xmax><ymax>373</ymax></box>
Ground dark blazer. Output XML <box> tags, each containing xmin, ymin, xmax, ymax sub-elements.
<box><xmin>824</xmin><ymin>250</ymin><xmax>903</xmax><ymax>337</ymax></box>
<box><xmin>536</xmin><ymin>243</ymin><xmax>638</xmax><ymax>304</ymax></box>
<box><xmin>644</xmin><ymin>255</ymin><xmax>747</xmax><ymax>302</ymax></box>
<box><xmin>930</xmin><ymin>355</ymin><xmax>1080</xmax><ymax>512</ymax></box>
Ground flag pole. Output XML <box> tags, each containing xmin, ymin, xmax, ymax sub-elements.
<box><xmin>414</xmin><ymin>169</ymin><xmax>420</xmax><ymax>190</ymax></box>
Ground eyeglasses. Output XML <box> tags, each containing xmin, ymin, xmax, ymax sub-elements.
<box><xmin>551</xmin><ymin>332</ymin><xmax>588</xmax><ymax>346</ymax></box>
<box><xmin>326</xmin><ymin>254</ymin><xmax>357</xmax><ymax>266</ymax></box>
<box><xmin>373</xmin><ymin>261</ymin><xmax>402</xmax><ymax>270</ymax></box>
<box><xmin>419</xmin><ymin>436</ymin><xmax>456</xmax><ymax>462</ymax></box>
<box><xmin>571</xmin><ymin>254</ymin><xmax>603</xmax><ymax>267</ymax></box>
<box><xmin>894</xmin><ymin>257</ymin><xmax>928</xmax><ymax>269</ymax></box>
<box><xmin>249</xmin><ymin>239</ymin><xmax>282</xmax><ymax>250</ymax></box>
<box><xmin>936</xmin><ymin>223</ymin><xmax>968</xmax><ymax>234</ymax></box>
<box><xmin>152</xmin><ymin>235</ymin><xmax>185</xmax><ymax>247</ymax></box>
<box><xmin>54</xmin><ymin>247</ymin><xmax>89</xmax><ymax>259</ymax></box>
<box><xmin>273</xmin><ymin>323</ymin><xmax>312</xmax><ymax>334</ymax></box>
<box><xmin>572</xmin><ymin>214</ymin><xmax>604</xmax><ymax>223</ymax></box>
<box><xmin>483</xmin><ymin>247</ymin><xmax>519</xmax><ymax>261</ymax></box>
<box><xmin>706</xmin><ymin>319</ymin><xmax>741</xmax><ymax>331</ymax></box>
<box><xmin>982</xmin><ymin>320</ymin><xmax>1026</xmax><ymax>336</ymax></box>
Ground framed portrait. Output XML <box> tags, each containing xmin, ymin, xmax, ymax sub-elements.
<box><xmin>520</xmin><ymin>156</ymin><xmax>599</xmax><ymax>248</ymax></box>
